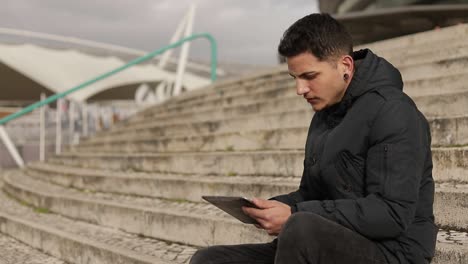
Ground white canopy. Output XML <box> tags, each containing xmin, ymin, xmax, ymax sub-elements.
<box><xmin>0</xmin><ymin>43</ymin><xmax>211</xmax><ymax>102</ymax></box>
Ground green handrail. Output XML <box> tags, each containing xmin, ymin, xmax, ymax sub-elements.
<box><xmin>0</xmin><ymin>32</ymin><xmax>217</xmax><ymax>125</ymax></box>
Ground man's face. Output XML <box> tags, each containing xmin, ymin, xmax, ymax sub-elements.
<box><xmin>287</xmin><ymin>52</ymin><xmax>349</xmax><ymax>112</ymax></box>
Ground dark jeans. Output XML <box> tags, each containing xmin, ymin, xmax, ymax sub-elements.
<box><xmin>190</xmin><ymin>212</ymin><xmax>393</xmax><ymax>264</ymax></box>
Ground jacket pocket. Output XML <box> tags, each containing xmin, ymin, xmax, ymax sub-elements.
<box><xmin>366</xmin><ymin>144</ymin><xmax>400</xmax><ymax>198</ymax></box>
<box><xmin>366</xmin><ymin>144</ymin><xmax>392</xmax><ymax>197</ymax></box>
<box><xmin>334</xmin><ymin>150</ymin><xmax>366</xmax><ymax>197</ymax></box>
<box><xmin>383</xmin><ymin>144</ymin><xmax>390</xmax><ymax>197</ymax></box>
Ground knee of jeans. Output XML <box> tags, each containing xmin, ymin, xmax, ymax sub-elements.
<box><xmin>189</xmin><ymin>248</ymin><xmax>211</xmax><ymax>264</ymax></box>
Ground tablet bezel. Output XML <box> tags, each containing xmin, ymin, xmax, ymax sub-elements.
<box><xmin>202</xmin><ymin>196</ymin><xmax>259</xmax><ymax>224</ymax></box>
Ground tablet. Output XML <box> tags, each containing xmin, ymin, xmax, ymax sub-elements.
<box><xmin>202</xmin><ymin>196</ymin><xmax>259</xmax><ymax>224</ymax></box>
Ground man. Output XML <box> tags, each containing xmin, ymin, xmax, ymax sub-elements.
<box><xmin>190</xmin><ymin>13</ymin><xmax>437</xmax><ymax>264</ymax></box>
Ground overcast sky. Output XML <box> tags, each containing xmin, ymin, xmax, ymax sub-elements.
<box><xmin>1</xmin><ymin>0</ymin><xmax>320</xmax><ymax>65</ymax></box>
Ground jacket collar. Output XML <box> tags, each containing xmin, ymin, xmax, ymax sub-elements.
<box><xmin>322</xmin><ymin>49</ymin><xmax>403</xmax><ymax>121</ymax></box>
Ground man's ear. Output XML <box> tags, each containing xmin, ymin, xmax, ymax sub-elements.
<box><xmin>341</xmin><ymin>55</ymin><xmax>354</xmax><ymax>75</ymax></box>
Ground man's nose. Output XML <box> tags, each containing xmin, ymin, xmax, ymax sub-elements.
<box><xmin>296</xmin><ymin>80</ymin><xmax>310</xmax><ymax>96</ymax></box>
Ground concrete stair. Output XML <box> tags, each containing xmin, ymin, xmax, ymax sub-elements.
<box><xmin>17</xmin><ymin>163</ymin><xmax>468</xmax><ymax>234</ymax></box>
<box><xmin>1</xmin><ymin>23</ymin><xmax>467</xmax><ymax>263</ymax></box>
<box><xmin>0</xmin><ymin>230</ymin><xmax>66</xmax><ymax>264</ymax></box>
<box><xmin>2</xmin><ymin>170</ymin><xmax>468</xmax><ymax>249</ymax></box>
<box><xmin>0</xmin><ymin>176</ymin><xmax>197</xmax><ymax>264</ymax></box>
<box><xmin>115</xmin><ymin>68</ymin><xmax>466</xmax><ymax>129</ymax></box>
<box><xmin>72</xmin><ymin>115</ymin><xmax>467</xmax><ymax>153</ymax></box>
<box><xmin>364</xmin><ymin>23</ymin><xmax>468</xmax><ymax>57</ymax></box>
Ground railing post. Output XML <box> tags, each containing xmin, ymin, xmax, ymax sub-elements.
<box><xmin>55</xmin><ymin>98</ymin><xmax>62</xmax><ymax>155</ymax></box>
<box><xmin>39</xmin><ymin>93</ymin><xmax>46</xmax><ymax>162</ymax></box>
<box><xmin>82</xmin><ymin>103</ymin><xmax>88</xmax><ymax>137</ymax></box>
<box><xmin>68</xmin><ymin>101</ymin><xmax>75</xmax><ymax>145</ymax></box>
<box><xmin>0</xmin><ymin>126</ymin><xmax>24</xmax><ymax>168</ymax></box>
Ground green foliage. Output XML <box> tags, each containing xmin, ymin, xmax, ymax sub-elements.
<box><xmin>225</xmin><ymin>145</ymin><xmax>235</xmax><ymax>152</ymax></box>
<box><xmin>34</xmin><ymin>207</ymin><xmax>50</xmax><ymax>214</ymax></box>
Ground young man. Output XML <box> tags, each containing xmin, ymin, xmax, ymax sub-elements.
<box><xmin>190</xmin><ymin>13</ymin><xmax>437</xmax><ymax>264</ymax></box>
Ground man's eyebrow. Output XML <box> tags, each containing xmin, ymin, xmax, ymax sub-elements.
<box><xmin>289</xmin><ymin>71</ymin><xmax>318</xmax><ymax>78</ymax></box>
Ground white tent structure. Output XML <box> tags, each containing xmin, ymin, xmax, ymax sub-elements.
<box><xmin>0</xmin><ymin>4</ymin><xmax>218</xmax><ymax>105</ymax></box>
<box><xmin>0</xmin><ymin>4</ymin><xmax>221</xmax><ymax>169</ymax></box>
<box><xmin>0</xmin><ymin>43</ymin><xmax>211</xmax><ymax>103</ymax></box>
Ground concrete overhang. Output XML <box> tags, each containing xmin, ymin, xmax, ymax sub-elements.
<box><xmin>334</xmin><ymin>4</ymin><xmax>468</xmax><ymax>44</ymax></box>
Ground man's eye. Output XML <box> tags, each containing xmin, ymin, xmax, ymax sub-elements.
<box><xmin>304</xmin><ymin>75</ymin><xmax>316</xmax><ymax>80</ymax></box>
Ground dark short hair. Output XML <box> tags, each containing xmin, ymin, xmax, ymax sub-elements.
<box><xmin>278</xmin><ymin>13</ymin><xmax>353</xmax><ymax>61</ymax></box>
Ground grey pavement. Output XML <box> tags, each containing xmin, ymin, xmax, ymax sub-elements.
<box><xmin>0</xmin><ymin>232</ymin><xmax>66</xmax><ymax>264</ymax></box>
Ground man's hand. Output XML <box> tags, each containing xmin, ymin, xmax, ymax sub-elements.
<box><xmin>242</xmin><ymin>198</ymin><xmax>291</xmax><ymax>236</ymax></box>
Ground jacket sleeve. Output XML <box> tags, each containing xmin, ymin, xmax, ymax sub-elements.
<box><xmin>269</xmin><ymin>172</ymin><xmax>322</xmax><ymax>206</ymax></box>
<box><xmin>292</xmin><ymin>100</ymin><xmax>430</xmax><ymax>240</ymax></box>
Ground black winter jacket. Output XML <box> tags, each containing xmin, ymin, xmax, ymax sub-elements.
<box><xmin>272</xmin><ymin>49</ymin><xmax>437</xmax><ymax>264</ymax></box>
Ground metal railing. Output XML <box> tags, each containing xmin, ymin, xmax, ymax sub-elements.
<box><xmin>0</xmin><ymin>32</ymin><xmax>218</xmax><ymax>168</ymax></box>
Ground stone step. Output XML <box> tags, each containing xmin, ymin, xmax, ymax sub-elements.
<box><xmin>124</xmin><ymin>73</ymin><xmax>466</xmax><ymax>129</ymax></box>
<box><xmin>119</xmin><ymin>26</ymin><xmax>468</xmax><ymax>127</ymax></box>
<box><xmin>435</xmin><ymin>183</ymin><xmax>468</xmax><ymax>232</ymax></box>
<box><xmin>121</xmin><ymin>60</ymin><xmax>466</xmax><ymax>130</ymax></box>
<box><xmin>25</xmin><ymin>163</ymin><xmax>300</xmax><ymax>203</ymax></box>
<box><xmin>144</xmin><ymin>84</ymin><xmax>298</xmax><ymax>118</ymax></box>
<box><xmin>2</xmin><ymin>170</ymin><xmax>468</xmax><ymax>263</ymax></box>
<box><xmin>79</xmin><ymin>114</ymin><xmax>468</xmax><ymax>153</ymax></box>
<box><xmin>84</xmin><ymin>109</ymin><xmax>314</xmax><ymax>144</ymax></box>
<box><xmin>118</xmin><ymin>86</ymin><xmax>299</xmax><ymax>129</ymax></box>
<box><xmin>0</xmin><ymin>231</ymin><xmax>66</xmax><ymax>264</ymax></box>
<box><xmin>404</xmin><ymin>72</ymin><xmax>468</xmax><ymax>97</ymax></box>
<box><xmin>432</xmin><ymin>146</ymin><xmax>468</xmax><ymax>183</ymax></box>
<box><xmin>375</xmin><ymin>38</ymin><xmax>468</xmax><ymax>68</ymax></box>
<box><xmin>169</xmin><ymin>66</ymin><xmax>288</xmax><ymax>104</ymax></box>
<box><xmin>24</xmin><ymin>162</ymin><xmax>467</xmax><ymax>206</ymax></box>
<box><xmin>399</xmin><ymin>55</ymin><xmax>468</xmax><ymax>82</ymax></box>
<box><xmin>0</xmin><ymin>180</ymin><xmax>198</xmax><ymax>264</ymax></box>
<box><xmin>434</xmin><ymin>230</ymin><xmax>468</xmax><ymax>264</ymax></box>
<box><xmin>114</xmin><ymin>85</ymin><xmax>467</xmax><ymax>137</ymax></box>
<box><xmin>120</xmin><ymin>79</ymin><xmax>467</xmax><ymax>139</ymax></box>
<box><xmin>360</xmin><ymin>24</ymin><xmax>468</xmax><ymax>54</ymax></box>
<box><xmin>163</xmin><ymin>47</ymin><xmax>466</xmax><ymax>115</ymax></box>
<box><xmin>145</xmin><ymin>86</ymin><xmax>293</xmax><ymax>119</ymax></box>
<box><xmin>123</xmin><ymin>71</ymin><xmax>290</xmax><ymax>124</ymax></box>
<box><xmin>430</xmin><ymin>115</ymin><xmax>468</xmax><ymax>147</ymax></box>
<box><xmin>377</xmin><ymin>30</ymin><xmax>468</xmax><ymax>54</ymax></box>
<box><xmin>158</xmin><ymin>25</ymin><xmax>466</xmax><ymax>115</ymax></box>
<box><xmin>84</xmin><ymin>88</ymin><xmax>467</xmax><ymax>144</ymax></box>
<box><xmin>74</xmin><ymin>115</ymin><xmax>468</xmax><ymax>153</ymax></box>
<box><xmin>415</xmin><ymin>90</ymin><xmax>468</xmax><ymax>118</ymax></box>
<box><xmin>148</xmin><ymin>79</ymin><xmax>468</xmax><ymax>121</ymax></box>
<box><xmin>47</xmin><ymin>150</ymin><xmax>304</xmax><ymax>177</ymax></box>
<box><xmin>50</xmin><ymin>147</ymin><xmax>468</xmax><ymax>181</ymax></box>
<box><xmin>2</xmin><ymin>170</ymin><xmax>271</xmax><ymax>247</ymax></box>
<box><xmin>114</xmin><ymin>58</ymin><xmax>468</xmax><ymax>134</ymax></box>
<box><xmin>155</xmin><ymin>75</ymin><xmax>291</xmax><ymax>113</ymax></box>
<box><xmin>76</xmin><ymin>127</ymin><xmax>308</xmax><ymax>153</ymax></box>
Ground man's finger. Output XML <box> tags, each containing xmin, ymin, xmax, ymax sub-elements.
<box><xmin>255</xmin><ymin>217</ymin><xmax>269</xmax><ymax>229</ymax></box>
<box><xmin>251</xmin><ymin>198</ymin><xmax>276</xmax><ymax>209</ymax></box>
<box><xmin>242</xmin><ymin>206</ymin><xmax>269</xmax><ymax>221</ymax></box>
